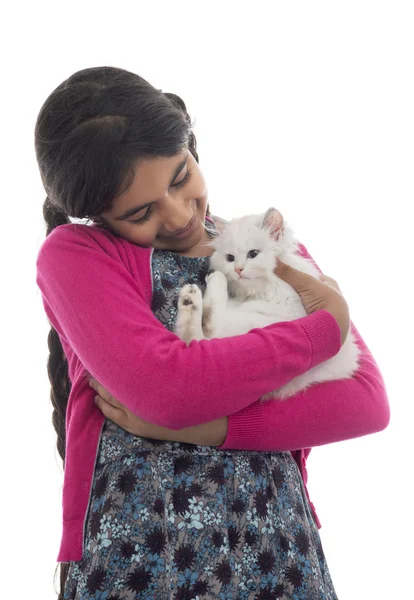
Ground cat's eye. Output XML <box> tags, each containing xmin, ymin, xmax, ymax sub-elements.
<box><xmin>226</xmin><ymin>254</ymin><xmax>235</xmax><ymax>262</ymax></box>
<box><xmin>247</xmin><ymin>249</ymin><xmax>260</xmax><ymax>259</ymax></box>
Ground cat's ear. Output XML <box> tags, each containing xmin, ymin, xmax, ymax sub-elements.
<box><xmin>261</xmin><ymin>208</ymin><xmax>284</xmax><ymax>239</ymax></box>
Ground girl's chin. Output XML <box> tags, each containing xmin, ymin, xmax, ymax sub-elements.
<box><xmin>155</xmin><ymin>223</ymin><xmax>204</xmax><ymax>251</ymax></box>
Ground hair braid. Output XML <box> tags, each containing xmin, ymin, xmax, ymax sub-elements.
<box><xmin>43</xmin><ymin>196</ymin><xmax>71</xmax><ymax>597</ymax></box>
<box><xmin>43</xmin><ymin>196</ymin><xmax>71</xmax><ymax>464</ymax></box>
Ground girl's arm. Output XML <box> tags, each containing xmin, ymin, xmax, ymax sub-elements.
<box><xmin>36</xmin><ymin>225</ymin><xmax>341</xmax><ymax>430</ymax></box>
<box><xmin>91</xmin><ymin>319</ymin><xmax>389</xmax><ymax>450</ymax></box>
<box><xmin>219</xmin><ymin>320</ymin><xmax>390</xmax><ymax>452</ymax></box>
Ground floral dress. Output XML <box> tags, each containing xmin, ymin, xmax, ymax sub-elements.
<box><xmin>63</xmin><ymin>233</ymin><xmax>339</xmax><ymax>600</ymax></box>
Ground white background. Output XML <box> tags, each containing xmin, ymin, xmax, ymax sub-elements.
<box><xmin>1</xmin><ymin>1</ymin><xmax>413</xmax><ymax>598</ymax></box>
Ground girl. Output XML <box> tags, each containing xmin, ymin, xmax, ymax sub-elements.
<box><xmin>35</xmin><ymin>66</ymin><xmax>389</xmax><ymax>600</ymax></box>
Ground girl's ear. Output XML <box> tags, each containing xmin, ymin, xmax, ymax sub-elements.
<box><xmin>261</xmin><ymin>208</ymin><xmax>284</xmax><ymax>239</ymax></box>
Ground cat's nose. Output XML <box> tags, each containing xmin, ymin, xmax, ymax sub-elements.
<box><xmin>235</xmin><ymin>267</ymin><xmax>244</xmax><ymax>276</ymax></box>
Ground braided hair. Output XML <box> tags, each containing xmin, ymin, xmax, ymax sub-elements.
<box><xmin>34</xmin><ymin>66</ymin><xmax>200</xmax><ymax>598</ymax></box>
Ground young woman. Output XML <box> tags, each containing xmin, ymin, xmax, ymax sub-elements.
<box><xmin>35</xmin><ymin>66</ymin><xmax>389</xmax><ymax>600</ymax></box>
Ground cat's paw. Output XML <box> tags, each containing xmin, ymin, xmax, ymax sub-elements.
<box><xmin>178</xmin><ymin>284</ymin><xmax>202</xmax><ymax>311</ymax></box>
<box><xmin>205</xmin><ymin>271</ymin><xmax>228</xmax><ymax>296</ymax></box>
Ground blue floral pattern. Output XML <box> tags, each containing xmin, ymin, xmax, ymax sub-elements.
<box><xmin>63</xmin><ymin>224</ymin><xmax>338</xmax><ymax>600</ymax></box>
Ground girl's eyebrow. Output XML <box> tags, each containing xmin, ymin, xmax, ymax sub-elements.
<box><xmin>115</xmin><ymin>152</ymin><xmax>189</xmax><ymax>221</ymax></box>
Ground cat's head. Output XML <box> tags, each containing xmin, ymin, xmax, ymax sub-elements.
<box><xmin>210</xmin><ymin>208</ymin><xmax>295</xmax><ymax>292</ymax></box>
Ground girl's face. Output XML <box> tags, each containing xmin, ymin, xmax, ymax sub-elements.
<box><xmin>99</xmin><ymin>149</ymin><xmax>209</xmax><ymax>253</ymax></box>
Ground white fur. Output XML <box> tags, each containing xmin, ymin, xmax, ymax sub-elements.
<box><xmin>175</xmin><ymin>209</ymin><xmax>360</xmax><ymax>399</ymax></box>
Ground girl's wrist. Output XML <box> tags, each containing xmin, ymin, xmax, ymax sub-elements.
<box><xmin>212</xmin><ymin>416</ymin><xmax>228</xmax><ymax>446</ymax></box>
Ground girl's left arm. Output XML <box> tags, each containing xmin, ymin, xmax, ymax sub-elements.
<box><xmin>219</xmin><ymin>319</ymin><xmax>390</xmax><ymax>453</ymax></box>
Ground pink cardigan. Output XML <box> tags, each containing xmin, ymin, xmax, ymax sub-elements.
<box><xmin>35</xmin><ymin>223</ymin><xmax>390</xmax><ymax>562</ymax></box>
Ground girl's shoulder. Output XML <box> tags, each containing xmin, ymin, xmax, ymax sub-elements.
<box><xmin>37</xmin><ymin>222</ymin><xmax>152</xmax><ymax>264</ymax></box>
<box><xmin>36</xmin><ymin>223</ymin><xmax>153</xmax><ymax>302</ymax></box>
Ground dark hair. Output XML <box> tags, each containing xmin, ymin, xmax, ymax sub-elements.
<box><xmin>34</xmin><ymin>66</ymin><xmax>200</xmax><ymax>598</ymax></box>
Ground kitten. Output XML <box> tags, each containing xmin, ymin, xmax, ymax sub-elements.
<box><xmin>175</xmin><ymin>208</ymin><xmax>360</xmax><ymax>400</ymax></box>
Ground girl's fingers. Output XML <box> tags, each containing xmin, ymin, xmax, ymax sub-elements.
<box><xmin>274</xmin><ymin>259</ymin><xmax>300</xmax><ymax>285</ymax></box>
<box><xmin>94</xmin><ymin>395</ymin><xmax>131</xmax><ymax>430</ymax></box>
<box><xmin>94</xmin><ymin>395</ymin><xmax>113</xmax><ymax>415</ymax></box>
<box><xmin>320</xmin><ymin>275</ymin><xmax>341</xmax><ymax>291</ymax></box>
<box><xmin>274</xmin><ymin>259</ymin><xmax>314</xmax><ymax>293</ymax></box>
<box><xmin>88</xmin><ymin>378</ymin><xmax>114</xmax><ymax>403</ymax></box>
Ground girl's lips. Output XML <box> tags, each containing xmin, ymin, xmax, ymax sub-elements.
<box><xmin>163</xmin><ymin>212</ymin><xmax>198</xmax><ymax>239</ymax></box>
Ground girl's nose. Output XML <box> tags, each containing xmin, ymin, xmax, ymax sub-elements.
<box><xmin>162</xmin><ymin>198</ymin><xmax>193</xmax><ymax>234</ymax></box>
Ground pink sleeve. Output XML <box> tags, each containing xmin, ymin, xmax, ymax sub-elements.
<box><xmin>219</xmin><ymin>243</ymin><xmax>390</xmax><ymax>452</ymax></box>
<box><xmin>36</xmin><ymin>226</ymin><xmax>341</xmax><ymax>430</ymax></box>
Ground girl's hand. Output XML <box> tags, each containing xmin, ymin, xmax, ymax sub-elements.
<box><xmin>88</xmin><ymin>377</ymin><xmax>228</xmax><ymax>446</ymax></box>
<box><xmin>319</xmin><ymin>274</ymin><xmax>341</xmax><ymax>292</ymax></box>
<box><xmin>274</xmin><ymin>260</ymin><xmax>350</xmax><ymax>344</ymax></box>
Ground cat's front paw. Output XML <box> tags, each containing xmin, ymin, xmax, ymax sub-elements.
<box><xmin>178</xmin><ymin>284</ymin><xmax>203</xmax><ymax>311</ymax></box>
<box><xmin>205</xmin><ymin>271</ymin><xmax>228</xmax><ymax>296</ymax></box>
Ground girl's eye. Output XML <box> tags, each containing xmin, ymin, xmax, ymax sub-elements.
<box><xmin>129</xmin><ymin>204</ymin><xmax>154</xmax><ymax>225</ymax></box>
<box><xmin>247</xmin><ymin>249</ymin><xmax>260</xmax><ymax>259</ymax></box>
<box><xmin>129</xmin><ymin>169</ymin><xmax>192</xmax><ymax>225</ymax></box>
<box><xmin>226</xmin><ymin>254</ymin><xmax>235</xmax><ymax>262</ymax></box>
<box><xmin>171</xmin><ymin>169</ymin><xmax>192</xmax><ymax>189</ymax></box>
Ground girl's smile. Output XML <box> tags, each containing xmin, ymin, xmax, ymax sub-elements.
<box><xmin>98</xmin><ymin>150</ymin><xmax>210</xmax><ymax>255</ymax></box>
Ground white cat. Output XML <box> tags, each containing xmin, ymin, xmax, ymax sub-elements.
<box><xmin>175</xmin><ymin>208</ymin><xmax>360</xmax><ymax>400</ymax></box>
